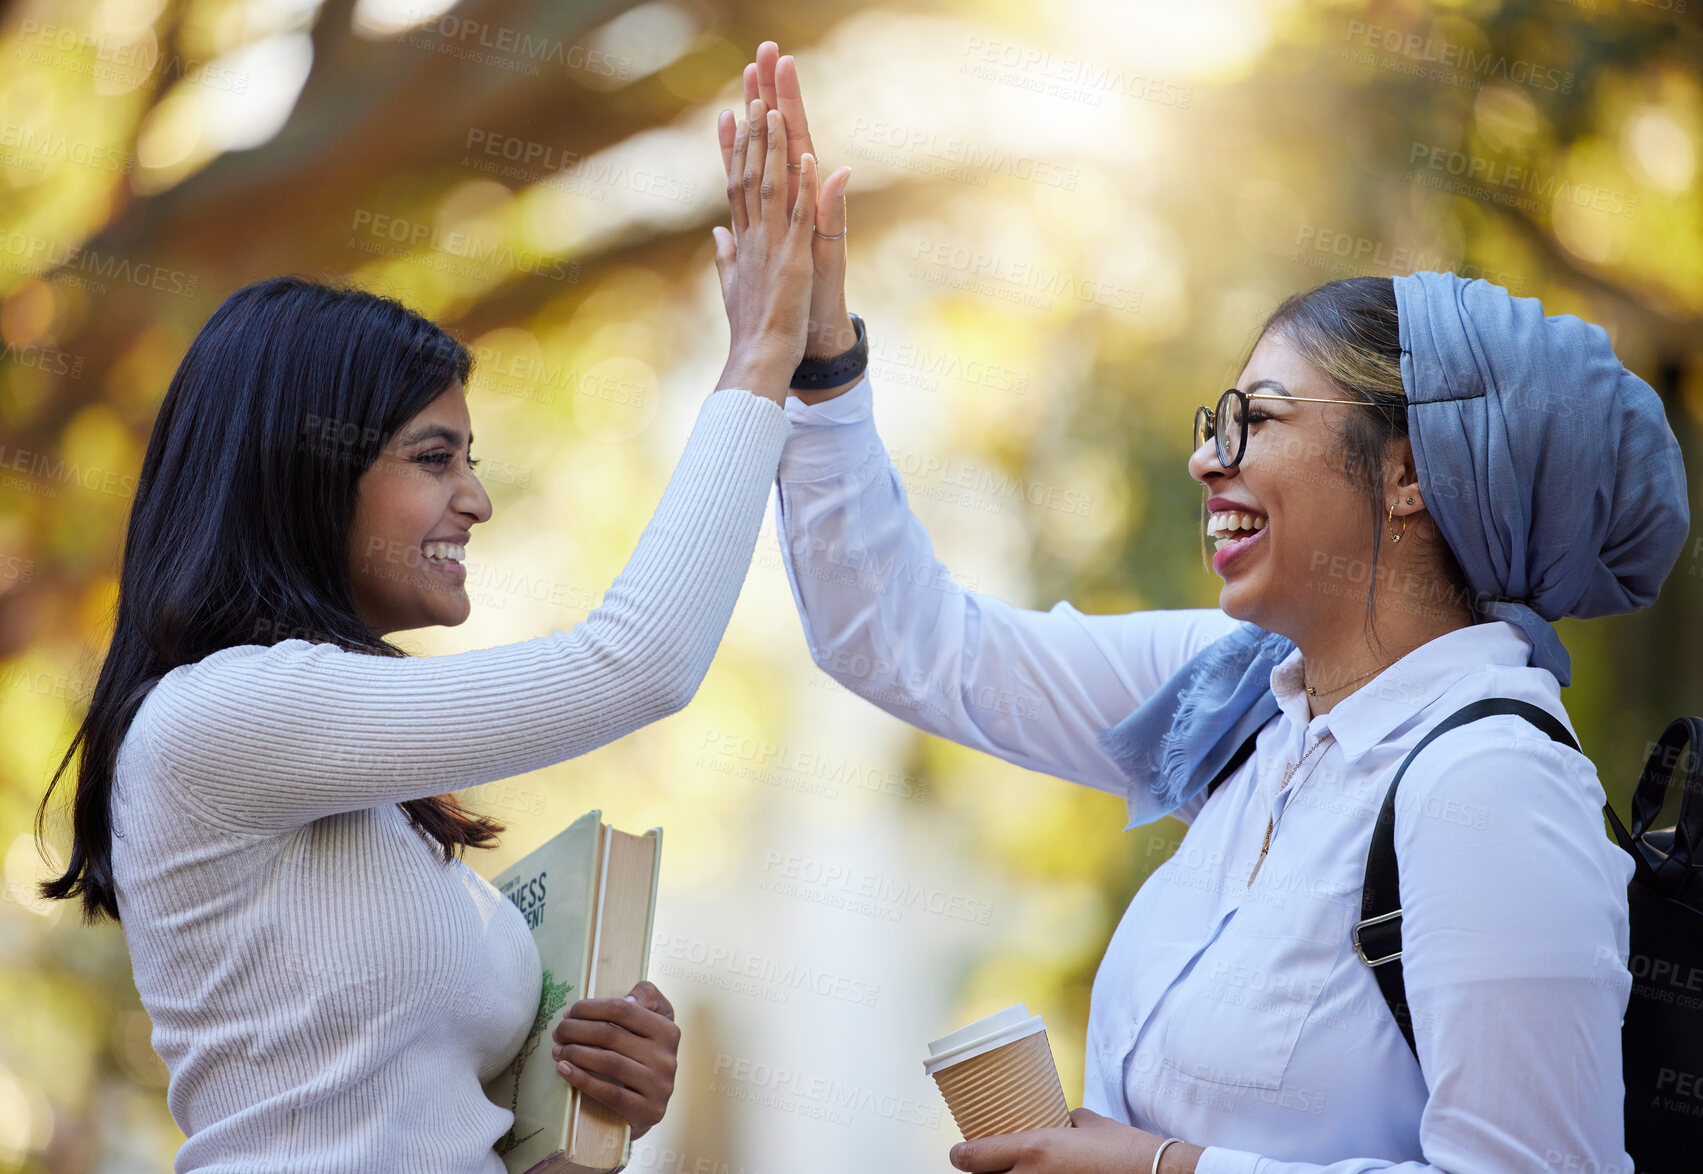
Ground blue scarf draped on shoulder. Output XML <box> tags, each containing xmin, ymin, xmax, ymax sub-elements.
<box><xmin>1098</xmin><ymin>271</ymin><xmax>1690</xmax><ymax>828</ymax></box>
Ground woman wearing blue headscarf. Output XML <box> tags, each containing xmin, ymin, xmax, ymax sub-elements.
<box><xmin>771</xmin><ymin>169</ymin><xmax>1689</xmax><ymax>1174</ymax></box>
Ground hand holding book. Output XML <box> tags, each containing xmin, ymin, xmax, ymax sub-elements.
<box><xmin>483</xmin><ymin>812</ymin><xmax>663</xmax><ymax>1173</ymax></box>
<box><xmin>552</xmin><ymin>980</ymin><xmax>679</xmax><ymax>1141</ymax></box>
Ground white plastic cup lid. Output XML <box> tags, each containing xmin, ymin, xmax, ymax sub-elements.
<box><xmin>923</xmin><ymin>1003</ymin><xmax>1048</xmax><ymax>1076</ymax></box>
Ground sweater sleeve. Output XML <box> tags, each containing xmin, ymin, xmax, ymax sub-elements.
<box><xmin>137</xmin><ymin>387</ymin><xmax>789</xmax><ymax>835</ymax></box>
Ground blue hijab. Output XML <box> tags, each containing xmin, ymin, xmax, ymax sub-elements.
<box><xmin>1098</xmin><ymin>271</ymin><xmax>1690</xmax><ymax>827</ymax></box>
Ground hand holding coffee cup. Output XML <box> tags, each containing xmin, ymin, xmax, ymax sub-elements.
<box><xmin>924</xmin><ymin>1004</ymin><xmax>1072</xmax><ymax>1141</ymax></box>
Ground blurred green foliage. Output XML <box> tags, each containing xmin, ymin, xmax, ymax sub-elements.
<box><xmin>1</xmin><ymin>0</ymin><xmax>1699</xmax><ymax>1170</ymax></box>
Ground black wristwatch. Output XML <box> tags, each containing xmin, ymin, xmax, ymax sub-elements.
<box><xmin>790</xmin><ymin>313</ymin><xmax>868</xmax><ymax>391</ymax></box>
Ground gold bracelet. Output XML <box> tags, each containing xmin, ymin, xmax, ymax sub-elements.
<box><xmin>1150</xmin><ymin>1137</ymin><xmax>1183</xmax><ymax>1174</ymax></box>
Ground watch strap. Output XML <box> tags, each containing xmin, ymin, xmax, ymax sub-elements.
<box><xmin>791</xmin><ymin>313</ymin><xmax>868</xmax><ymax>391</ymax></box>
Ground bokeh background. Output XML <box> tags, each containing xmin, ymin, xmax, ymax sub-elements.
<box><xmin>3</xmin><ymin>0</ymin><xmax>1701</xmax><ymax>1170</ymax></box>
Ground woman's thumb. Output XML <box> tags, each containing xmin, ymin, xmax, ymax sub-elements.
<box><xmin>711</xmin><ymin>226</ymin><xmax>738</xmax><ymax>305</ymax></box>
<box><xmin>817</xmin><ymin>166</ymin><xmax>851</xmax><ymax>231</ymax></box>
<box><xmin>712</xmin><ymin>226</ymin><xmax>736</xmax><ymax>277</ymax></box>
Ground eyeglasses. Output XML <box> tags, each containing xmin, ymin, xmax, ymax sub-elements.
<box><xmin>1194</xmin><ymin>388</ymin><xmax>1353</xmax><ymax>470</ymax></box>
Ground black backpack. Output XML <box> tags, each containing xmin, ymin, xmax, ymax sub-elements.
<box><xmin>1206</xmin><ymin>698</ymin><xmax>1703</xmax><ymax>1170</ymax></box>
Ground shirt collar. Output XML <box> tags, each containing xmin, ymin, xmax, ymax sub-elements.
<box><xmin>1268</xmin><ymin>620</ymin><xmax>1536</xmax><ymax>765</ymax></box>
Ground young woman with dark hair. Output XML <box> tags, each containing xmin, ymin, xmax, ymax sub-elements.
<box><xmin>35</xmin><ymin>106</ymin><xmax>822</xmax><ymax>1171</ymax></box>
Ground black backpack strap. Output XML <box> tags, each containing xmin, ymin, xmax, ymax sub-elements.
<box><xmin>1355</xmin><ymin>697</ymin><xmax>1581</xmax><ymax>1060</ymax></box>
<box><xmin>1205</xmin><ymin>715</ymin><xmax>1278</xmax><ymax>802</ymax></box>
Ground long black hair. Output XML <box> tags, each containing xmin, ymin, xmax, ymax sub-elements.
<box><xmin>36</xmin><ymin>275</ymin><xmax>503</xmax><ymax>923</ymax></box>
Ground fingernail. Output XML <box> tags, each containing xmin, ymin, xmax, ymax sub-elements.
<box><xmin>624</xmin><ymin>994</ymin><xmax>639</xmax><ymax>1002</ymax></box>
<box><xmin>748</xmin><ymin>98</ymin><xmax>762</xmax><ymax>119</ymax></box>
<box><xmin>558</xmin><ymin>1061</ymin><xmax>572</xmax><ymax>1076</ymax></box>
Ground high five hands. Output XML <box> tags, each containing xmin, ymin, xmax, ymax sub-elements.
<box><xmin>709</xmin><ymin>87</ymin><xmax>818</xmax><ymax>407</ymax></box>
<box><xmin>713</xmin><ymin>42</ymin><xmax>859</xmax><ymax>406</ymax></box>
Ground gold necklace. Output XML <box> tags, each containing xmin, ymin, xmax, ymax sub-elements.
<box><xmin>1302</xmin><ymin>663</ymin><xmax>1386</xmax><ymax>697</ymax></box>
<box><xmin>1247</xmin><ymin>731</ymin><xmax>1336</xmax><ymax>887</ymax></box>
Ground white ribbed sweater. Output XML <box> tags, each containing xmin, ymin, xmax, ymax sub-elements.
<box><xmin>111</xmin><ymin>387</ymin><xmax>790</xmax><ymax>1173</ymax></box>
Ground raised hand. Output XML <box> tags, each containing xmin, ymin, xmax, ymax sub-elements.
<box><xmin>711</xmin><ymin>97</ymin><xmax>819</xmax><ymax>406</ymax></box>
<box><xmin>719</xmin><ymin>42</ymin><xmax>856</xmax><ymax>376</ymax></box>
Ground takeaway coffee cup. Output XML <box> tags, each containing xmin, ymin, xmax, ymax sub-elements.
<box><xmin>923</xmin><ymin>1004</ymin><xmax>1072</xmax><ymax>1141</ymax></box>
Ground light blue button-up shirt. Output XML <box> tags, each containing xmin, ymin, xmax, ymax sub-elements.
<box><xmin>774</xmin><ymin>375</ymin><xmax>1635</xmax><ymax>1173</ymax></box>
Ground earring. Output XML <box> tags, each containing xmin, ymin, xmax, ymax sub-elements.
<box><xmin>1387</xmin><ymin>502</ymin><xmax>1408</xmax><ymax>543</ymax></box>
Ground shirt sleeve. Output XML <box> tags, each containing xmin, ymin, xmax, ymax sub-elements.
<box><xmin>1192</xmin><ymin>718</ymin><xmax>1635</xmax><ymax>1174</ymax></box>
<box><xmin>137</xmin><ymin>387</ymin><xmax>791</xmax><ymax>836</ymax></box>
<box><xmin>773</xmin><ymin>372</ymin><xmax>1240</xmax><ymax>797</ymax></box>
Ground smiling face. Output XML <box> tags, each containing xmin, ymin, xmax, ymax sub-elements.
<box><xmin>1188</xmin><ymin>331</ymin><xmax>1396</xmax><ymax>647</ymax></box>
<box><xmin>347</xmin><ymin>381</ymin><xmax>491</xmax><ymax>635</ymax></box>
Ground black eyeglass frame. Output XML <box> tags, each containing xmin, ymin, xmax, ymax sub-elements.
<box><xmin>1194</xmin><ymin>388</ymin><xmax>1355</xmax><ymax>470</ymax></box>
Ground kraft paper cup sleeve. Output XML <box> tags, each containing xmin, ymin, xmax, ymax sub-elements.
<box><xmin>924</xmin><ymin>1005</ymin><xmax>1072</xmax><ymax>1141</ymax></box>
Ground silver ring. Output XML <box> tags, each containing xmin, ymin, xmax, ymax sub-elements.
<box><xmin>812</xmin><ymin>226</ymin><xmax>847</xmax><ymax>240</ymax></box>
